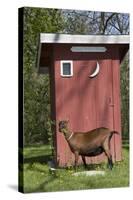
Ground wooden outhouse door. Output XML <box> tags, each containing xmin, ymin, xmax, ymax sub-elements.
<box><xmin>84</xmin><ymin>59</ymin><xmax>119</xmax><ymax>164</ymax></box>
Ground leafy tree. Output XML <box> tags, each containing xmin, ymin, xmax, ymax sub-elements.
<box><xmin>63</xmin><ymin>10</ymin><xmax>129</xmax><ymax>35</ymax></box>
<box><xmin>23</xmin><ymin>7</ymin><xmax>65</xmax><ymax>145</ymax></box>
<box><xmin>120</xmin><ymin>54</ymin><xmax>129</xmax><ymax>139</ymax></box>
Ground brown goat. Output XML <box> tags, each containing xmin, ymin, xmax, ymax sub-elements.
<box><xmin>59</xmin><ymin>120</ymin><xmax>119</xmax><ymax>170</ymax></box>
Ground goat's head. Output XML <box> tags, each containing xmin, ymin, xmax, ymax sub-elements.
<box><xmin>58</xmin><ymin>120</ymin><xmax>69</xmax><ymax>133</ymax></box>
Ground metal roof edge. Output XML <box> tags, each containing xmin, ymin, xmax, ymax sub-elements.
<box><xmin>40</xmin><ymin>33</ymin><xmax>130</xmax><ymax>44</ymax></box>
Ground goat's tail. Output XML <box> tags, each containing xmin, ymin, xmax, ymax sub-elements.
<box><xmin>110</xmin><ymin>131</ymin><xmax>119</xmax><ymax>140</ymax></box>
<box><xmin>111</xmin><ymin>131</ymin><xmax>119</xmax><ymax>135</ymax></box>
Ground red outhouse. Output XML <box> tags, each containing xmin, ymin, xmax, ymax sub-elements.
<box><xmin>37</xmin><ymin>33</ymin><xmax>129</xmax><ymax>167</ymax></box>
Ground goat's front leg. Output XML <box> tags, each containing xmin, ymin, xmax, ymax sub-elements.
<box><xmin>81</xmin><ymin>155</ymin><xmax>87</xmax><ymax>169</ymax></box>
<box><xmin>74</xmin><ymin>151</ymin><xmax>79</xmax><ymax>171</ymax></box>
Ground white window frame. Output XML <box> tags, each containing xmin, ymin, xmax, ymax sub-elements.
<box><xmin>60</xmin><ymin>60</ymin><xmax>73</xmax><ymax>77</ymax></box>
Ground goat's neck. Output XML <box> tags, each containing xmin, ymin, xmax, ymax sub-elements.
<box><xmin>62</xmin><ymin>128</ymin><xmax>72</xmax><ymax>140</ymax></box>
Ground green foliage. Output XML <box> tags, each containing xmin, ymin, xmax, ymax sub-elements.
<box><xmin>21</xmin><ymin>145</ymin><xmax>129</xmax><ymax>193</ymax></box>
<box><xmin>23</xmin><ymin>7</ymin><xmax>65</xmax><ymax>145</ymax></box>
<box><xmin>120</xmin><ymin>54</ymin><xmax>129</xmax><ymax>139</ymax></box>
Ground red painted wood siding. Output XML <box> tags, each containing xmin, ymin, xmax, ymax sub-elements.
<box><xmin>50</xmin><ymin>44</ymin><xmax>121</xmax><ymax>166</ymax></box>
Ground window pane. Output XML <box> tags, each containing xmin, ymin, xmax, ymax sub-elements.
<box><xmin>63</xmin><ymin>63</ymin><xmax>71</xmax><ymax>75</ymax></box>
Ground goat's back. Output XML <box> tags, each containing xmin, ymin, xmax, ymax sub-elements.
<box><xmin>69</xmin><ymin>127</ymin><xmax>111</xmax><ymax>151</ymax></box>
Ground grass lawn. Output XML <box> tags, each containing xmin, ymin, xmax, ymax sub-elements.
<box><xmin>20</xmin><ymin>144</ymin><xmax>129</xmax><ymax>193</ymax></box>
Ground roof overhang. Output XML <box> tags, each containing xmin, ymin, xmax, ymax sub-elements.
<box><xmin>40</xmin><ymin>33</ymin><xmax>130</xmax><ymax>44</ymax></box>
<box><xmin>37</xmin><ymin>33</ymin><xmax>129</xmax><ymax>73</ymax></box>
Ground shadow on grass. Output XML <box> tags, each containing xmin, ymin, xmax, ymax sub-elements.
<box><xmin>23</xmin><ymin>144</ymin><xmax>53</xmax><ymax>165</ymax></box>
<box><xmin>24</xmin><ymin>154</ymin><xmax>52</xmax><ymax>164</ymax></box>
<box><xmin>123</xmin><ymin>145</ymin><xmax>129</xmax><ymax>151</ymax></box>
<box><xmin>122</xmin><ymin>141</ymin><xmax>129</xmax><ymax>151</ymax></box>
<box><xmin>57</xmin><ymin>161</ymin><xmax>107</xmax><ymax>172</ymax></box>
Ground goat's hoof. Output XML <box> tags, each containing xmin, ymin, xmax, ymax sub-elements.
<box><xmin>108</xmin><ymin>164</ymin><xmax>113</xmax><ymax>170</ymax></box>
<box><xmin>84</xmin><ymin>166</ymin><xmax>88</xmax><ymax>170</ymax></box>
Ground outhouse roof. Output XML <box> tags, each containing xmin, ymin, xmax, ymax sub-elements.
<box><xmin>37</xmin><ymin>33</ymin><xmax>129</xmax><ymax>73</ymax></box>
<box><xmin>40</xmin><ymin>33</ymin><xmax>129</xmax><ymax>44</ymax></box>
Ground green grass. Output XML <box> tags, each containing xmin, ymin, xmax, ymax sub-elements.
<box><xmin>21</xmin><ymin>144</ymin><xmax>129</xmax><ymax>193</ymax></box>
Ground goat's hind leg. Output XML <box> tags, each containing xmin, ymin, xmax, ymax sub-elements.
<box><xmin>105</xmin><ymin>150</ymin><xmax>113</xmax><ymax>170</ymax></box>
<box><xmin>103</xmin><ymin>138</ymin><xmax>113</xmax><ymax>170</ymax></box>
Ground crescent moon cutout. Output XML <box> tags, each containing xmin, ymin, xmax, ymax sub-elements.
<box><xmin>89</xmin><ymin>62</ymin><xmax>100</xmax><ymax>78</ymax></box>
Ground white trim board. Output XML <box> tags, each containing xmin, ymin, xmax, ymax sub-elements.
<box><xmin>60</xmin><ymin>60</ymin><xmax>73</xmax><ymax>77</ymax></box>
<box><xmin>40</xmin><ymin>33</ymin><xmax>129</xmax><ymax>44</ymax></box>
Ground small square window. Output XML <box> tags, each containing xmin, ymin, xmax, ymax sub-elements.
<box><xmin>61</xmin><ymin>61</ymin><xmax>73</xmax><ymax>77</ymax></box>
<box><xmin>62</xmin><ymin>63</ymin><xmax>71</xmax><ymax>75</ymax></box>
